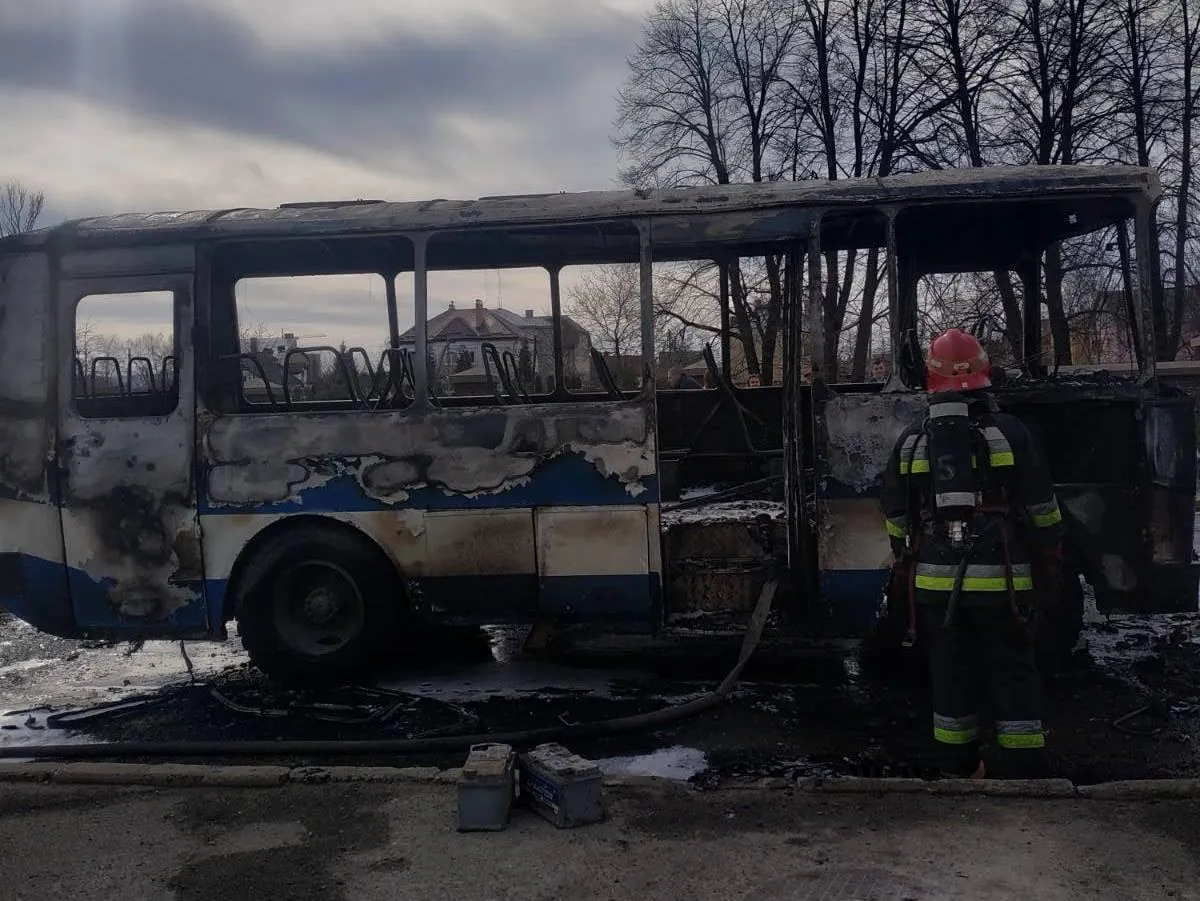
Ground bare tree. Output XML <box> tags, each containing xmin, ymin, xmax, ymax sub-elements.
<box><xmin>0</xmin><ymin>182</ymin><xmax>45</xmax><ymax>237</ymax></box>
<box><xmin>1110</xmin><ymin>0</ymin><xmax>1176</xmax><ymax>354</ymax></box>
<box><xmin>616</xmin><ymin>0</ymin><xmax>1200</xmax><ymax>376</ymax></box>
<box><xmin>652</xmin><ymin>260</ymin><xmax>724</xmax><ymax>350</ymax></box>
<box><xmin>566</xmin><ymin>264</ymin><xmax>643</xmax><ymax>386</ymax></box>
<box><xmin>73</xmin><ymin>321</ymin><xmax>174</xmax><ymax>395</ymax></box>
<box><xmin>997</xmin><ymin>0</ymin><xmax>1121</xmax><ymax>365</ymax></box>
<box><xmin>617</xmin><ymin>0</ymin><xmax>735</xmax><ymax>189</ymax></box>
<box><xmin>617</xmin><ymin>0</ymin><xmax>801</xmax><ymax>383</ymax></box>
<box><xmin>1171</xmin><ymin>0</ymin><xmax>1200</xmax><ymax>352</ymax></box>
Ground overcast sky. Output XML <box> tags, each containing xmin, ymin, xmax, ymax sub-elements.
<box><xmin>1</xmin><ymin>0</ymin><xmax>654</xmax><ymax>347</ymax></box>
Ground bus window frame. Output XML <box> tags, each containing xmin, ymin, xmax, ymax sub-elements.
<box><xmin>68</xmin><ymin>283</ymin><xmax>184</xmax><ymax>421</ymax></box>
<box><xmin>864</xmin><ymin>193</ymin><xmax>1156</xmax><ymax>392</ymax></box>
<box><xmin>206</xmin><ymin>222</ymin><xmax>663</xmax><ymax>414</ymax></box>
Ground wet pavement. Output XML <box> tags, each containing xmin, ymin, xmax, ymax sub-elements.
<box><xmin>4</xmin><ymin>588</ymin><xmax>1200</xmax><ymax>785</ymax></box>
<box><xmin>7</xmin><ymin>782</ymin><xmax>1200</xmax><ymax>900</ymax></box>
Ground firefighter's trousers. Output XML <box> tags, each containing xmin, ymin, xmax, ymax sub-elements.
<box><xmin>918</xmin><ymin>604</ymin><xmax>1046</xmax><ymax>778</ymax></box>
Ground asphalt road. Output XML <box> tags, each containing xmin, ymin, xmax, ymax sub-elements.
<box><xmin>1</xmin><ymin>781</ymin><xmax>1197</xmax><ymax>900</ymax></box>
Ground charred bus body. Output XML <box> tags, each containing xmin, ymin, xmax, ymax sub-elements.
<box><xmin>0</xmin><ymin>165</ymin><xmax>1193</xmax><ymax>683</ymax></box>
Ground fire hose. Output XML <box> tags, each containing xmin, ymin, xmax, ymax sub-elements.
<box><xmin>0</xmin><ymin>579</ymin><xmax>778</xmax><ymax>761</ymax></box>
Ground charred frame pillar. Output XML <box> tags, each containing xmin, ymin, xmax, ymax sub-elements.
<box><xmin>411</xmin><ymin>233</ymin><xmax>429</xmax><ymax>404</ymax></box>
<box><xmin>547</xmin><ymin>265</ymin><xmax>566</xmax><ymax>394</ymax></box>
<box><xmin>1116</xmin><ymin>219</ymin><xmax>1144</xmax><ymax>370</ymax></box>
<box><xmin>719</xmin><ymin>258</ymin><xmax>732</xmax><ymax>381</ymax></box>
<box><xmin>1133</xmin><ymin>197</ymin><xmax>1159</xmax><ymax>383</ymax></box>
<box><xmin>384</xmin><ymin>271</ymin><xmax>401</xmax><ymax>350</ymax></box>
<box><xmin>783</xmin><ymin>238</ymin><xmax>811</xmax><ymax>592</ymax></box>
<box><xmin>1019</xmin><ymin>256</ymin><xmax>1044</xmax><ymax>377</ymax></box>
<box><xmin>807</xmin><ymin>216</ymin><xmax>824</xmax><ymax>383</ymax></box>
<box><xmin>638</xmin><ymin>221</ymin><xmax>655</xmax><ymax>387</ymax></box>
<box><xmin>884</xmin><ymin>209</ymin><xmax>902</xmax><ymax>391</ymax></box>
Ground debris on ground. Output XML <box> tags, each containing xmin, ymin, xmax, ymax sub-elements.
<box><xmin>3</xmin><ymin>602</ymin><xmax>1200</xmax><ymax>785</ymax></box>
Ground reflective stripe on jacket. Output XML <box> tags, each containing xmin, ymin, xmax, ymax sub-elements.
<box><xmin>881</xmin><ymin>398</ymin><xmax>1063</xmax><ymax>599</ymax></box>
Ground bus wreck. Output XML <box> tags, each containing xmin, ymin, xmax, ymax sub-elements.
<box><xmin>0</xmin><ymin>164</ymin><xmax>1193</xmax><ymax>683</ymax></box>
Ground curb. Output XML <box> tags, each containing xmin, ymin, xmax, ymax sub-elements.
<box><xmin>2</xmin><ymin>762</ymin><xmax>1200</xmax><ymax>799</ymax></box>
<box><xmin>800</xmin><ymin>776</ymin><xmax>1078</xmax><ymax>798</ymax></box>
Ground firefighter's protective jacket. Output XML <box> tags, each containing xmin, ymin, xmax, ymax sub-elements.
<box><xmin>881</xmin><ymin>392</ymin><xmax>1063</xmax><ymax>604</ymax></box>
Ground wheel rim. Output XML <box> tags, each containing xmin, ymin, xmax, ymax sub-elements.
<box><xmin>272</xmin><ymin>560</ymin><xmax>366</xmax><ymax>659</ymax></box>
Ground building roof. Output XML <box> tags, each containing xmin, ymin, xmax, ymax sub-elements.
<box><xmin>397</xmin><ymin>305</ymin><xmax>527</xmax><ymax>343</ymax></box>
<box><xmin>396</xmin><ymin>303</ymin><xmax>591</xmax><ymax>346</ymax></box>
<box><xmin>491</xmin><ymin>308</ymin><xmax>553</xmax><ymax>330</ymax></box>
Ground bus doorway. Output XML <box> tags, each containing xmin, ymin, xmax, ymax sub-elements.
<box><xmin>57</xmin><ymin>264</ymin><xmax>208</xmax><ymax>637</ymax></box>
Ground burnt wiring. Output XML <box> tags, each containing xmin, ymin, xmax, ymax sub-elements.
<box><xmin>1111</xmin><ymin>701</ymin><xmax>1168</xmax><ymax>737</ymax></box>
<box><xmin>204</xmin><ymin>683</ymin><xmax>479</xmax><ymax>733</ymax></box>
<box><xmin>180</xmin><ymin>641</ymin><xmax>195</xmax><ymax>683</ymax></box>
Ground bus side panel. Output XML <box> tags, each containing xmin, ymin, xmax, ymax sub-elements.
<box><xmin>1005</xmin><ymin>391</ymin><xmax>1200</xmax><ymax>614</ymax></box>
<box><xmin>812</xmin><ymin>391</ymin><xmax>928</xmax><ymax>636</ymax></box>
<box><xmin>536</xmin><ymin>505</ymin><xmax>655</xmax><ymax>621</ymax></box>
<box><xmin>811</xmin><ymin>385</ymin><xmax>1198</xmax><ymax>624</ymax></box>
<box><xmin>198</xmin><ymin>400</ymin><xmax>661</xmax><ymax>628</ymax></box>
<box><xmin>0</xmin><ymin>252</ymin><xmax>72</xmax><ymax>635</ymax></box>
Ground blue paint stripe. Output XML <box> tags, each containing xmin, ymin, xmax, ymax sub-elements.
<box><xmin>66</xmin><ymin>569</ymin><xmax>209</xmax><ymax>634</ymax></box>
<box><xmin>199</xmin><ymin>452</ymin><xmax>659</xmax><ymax>515</ymax></box>
<box><xmin>421</xmin><ymin>574</ymin><xmax>540</xmax><ymax>618</ymax></box>
<box><xmin>818</xmin><ymin>568</ymin><xmax>890</xmax><ymax>637</ymax></box>
<box><xmin>0</xmin><ymin>552</ymin><xmax>74</xmax><ymax>637</ymax></box>
<box><xmin>206</xmin><ymin>578</ymin><xmax>228</xmax><ymax>624</ymax></box>
<box><xmin>0</xmin><ymin>551</ymin><xmax>213</xmax><ymax>640</ymax></box>
<box><xmin>540</xmin><ymin>573</ymin><xmax>658</xmax><ymax>623</ymax></box>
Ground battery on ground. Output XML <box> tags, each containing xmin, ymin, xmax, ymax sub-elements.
<box><xmin>517</xmin><ymin>742</ymin><xmax>605</xmax><ymax>828</ymax></box>
<box><xmin>456</xmin><ymin>742</ymin><xmax>516</xmax><ymax>832</ymax></box>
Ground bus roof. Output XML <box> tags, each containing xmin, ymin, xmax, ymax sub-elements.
<box><xmin>4</xmin><ymin>165</ymin><xmax>1159</xmax><ymax>254</ymax></box>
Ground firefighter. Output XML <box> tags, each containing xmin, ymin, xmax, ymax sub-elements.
<box><xmin>881</xmin><ymin>329</ymin><xmax>1064</xmax><ymax>779</ymax></box>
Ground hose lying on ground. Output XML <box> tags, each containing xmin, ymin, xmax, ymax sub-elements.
<box><xmin>0</xmin><ymin>579</ymin><xmax>779</xmax><ymax>761</ymax></box>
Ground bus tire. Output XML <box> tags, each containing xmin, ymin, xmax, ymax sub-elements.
<box><xmin>234</xmin><ymin>523</ymin><xmax>404</xmax><ymax>686</ymax></box>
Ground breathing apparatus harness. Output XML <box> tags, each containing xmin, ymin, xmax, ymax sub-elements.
<box><xmin>897</xmin><ymin>392</ymin><xmax>1030</xmax><ymax>644</ymax></box>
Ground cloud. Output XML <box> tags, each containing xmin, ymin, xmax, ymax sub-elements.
<box><xmin>0</xmin><ymin>87</ymin><xmax>446</xmax><ymax>220</ymax></box>
<box><xmin>0</xmin><ymin>0</ymin><xmax>647</xmax><ymax>219</ymax></box>
<box><xmin>0</xmin><ymin>0</ymin><xmax>655</xmax><ymax>349</ymax></box>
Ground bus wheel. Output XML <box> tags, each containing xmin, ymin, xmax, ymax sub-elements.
<box><xmin>235</xmin><ymin>524</ymin><xmax>403</xmax><ymax>686</ymax></box>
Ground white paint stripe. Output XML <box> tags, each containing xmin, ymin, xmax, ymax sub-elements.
<box><xmin>0</xmin><ymin>498</ymin><xmax>61</xmax><ymax>559</ymax></box>
<box><xmin>422</xmin><ymin>509</ymin><xmax>535</xmax><ymax>577</ymax></box>
<box><xmin>537</xmin><ymin>506</ymin><xmax>650</xmax><ymax>578</ymax></box>
<box><xmin>200</xmin><ymin>505</ymin><xmax>661</xmax><ymax>582</ymax></box>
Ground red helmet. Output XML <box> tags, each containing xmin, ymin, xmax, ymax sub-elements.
<box><xmin>926</xmin><ymin>328</ymin><xmax>991</xmax><ymax>393</ymax></box>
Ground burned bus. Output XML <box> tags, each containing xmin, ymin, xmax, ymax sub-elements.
<box><xmin>0</xmin><ymin>165</ymin><xmax>1193</xmax><ymax>682</ymax></box>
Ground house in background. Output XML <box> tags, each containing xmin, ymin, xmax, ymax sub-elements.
<box><xmin>396</xmin><ymin>299</ymin><xmax>594</xmax><ymax>395</ymax></box>
<box><xmin>238</xmin><ymin>332</ymin><xmax>315</xmax><ymax>402</ymax></box>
